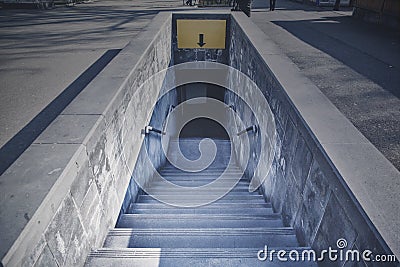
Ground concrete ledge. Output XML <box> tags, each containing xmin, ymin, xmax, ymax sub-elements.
<box><xmin>0</xmin><ymin>12</ymin><xmax>172</xmax><ymax>267</ymax></box>
<box><xmin>231</xmin><ymin>12</ymin><xmax>399</xmax><ymax>260</ymax></box>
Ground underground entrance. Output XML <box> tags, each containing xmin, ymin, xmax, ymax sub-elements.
<box><xmin>1</xmin><ymin>11</ymin><xmax>398</xmax><ymax>267</ymax></box>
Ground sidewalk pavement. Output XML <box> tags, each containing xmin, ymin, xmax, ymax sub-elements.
<box><xmin>0</xmin><ymin>0</ymin><xmax>184</xmax><ymax>148</ymax></box>
<box><xmin>251</xmin><ymin>0</ymin><xmax>400</xmax><ymax>170</ymax></box>
<box><xmin>0</xmin><ymin>0</ymin><xmax>187</xmax><ymax>174</ymax></box>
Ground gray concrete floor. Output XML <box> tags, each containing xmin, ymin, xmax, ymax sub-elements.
<box><xmin>0</xmin><ymin>0</ymin><xmax>184</xmax><ymax>148</ymax></box>
<box><xmin>0</xmin><ymin>0</ymin><xmax>399</xmax><ymax>170</ymax></box>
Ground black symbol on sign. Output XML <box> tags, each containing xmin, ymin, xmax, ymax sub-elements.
<box><xmin>197</xmin><ymin>33</ymin><xmax>206</xmax><ymax>47</ymax></box>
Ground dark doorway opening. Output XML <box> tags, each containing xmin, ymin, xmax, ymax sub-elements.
<box><xmin>177</xmin><ymin>83</ymin><xmax>228</xmax><ymax>139</ymax></box>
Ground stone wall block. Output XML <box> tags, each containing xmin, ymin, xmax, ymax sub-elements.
<box><xmin>342</xmin><ymin>243</ymin><xmax>368</xmax><ymax>267</ymax></box>
<box><xmin>270</xmin><ymin>168</ymin><xmax>287</xmax><ymax>214</ymax></box>
<box><xmin>89</xmin><ymin>133</ymin><xmax>110</xmax><ymax>197</ymax></box>
<box><xmin>80</xmin><ymin>186</ymin><xmax>107</xmax><ymax>249</ymax></box>
<box><xmin>98</xmin><ymin>173</ymin><xmax>119</xmax><ymax>228</ymax></box>
<box><xmin>294</xmin><ymin>158</ymin><xmax>331</xmax><ymax>245</ymax></box>
<box><xmin>21</xmin><ymin>236</ymin><xmax>47</xmax><ymax>267</ymax></box>
<box><xmin>281</xmin><ymin>175</ymin><xmax>303</xmax><ymax>226</ymax></box>
<box><xmin>282</xmin><ymin>118</ymin><xmax>299</xmax><ymax>170</ymax></box>
<box><xmin>354</xmin><ymin>228</ymin><xmax>394</xmax><ymax>267</ymax></box>
<box><xmin>63</xmin><ymin>219</ymin><xmax>90</xmax><ymax>267</ymax></box>
<box><xmin>33</xmin><ymin>245</ymin><xmax>58</xmax><ymax>267</ymax></box>
<box><xmin>44</xmin><ymin>194</ymin><xmax>79</xmax><ymax>266</ymax></box>
<box><xmin>313</xmin><ymin>194</ymin><xmax>358</xmax><ymax>267</ymax></box>
<box><xmin>290</xmin><ymin>134</ymin><xmax>313</xmax><ymax>191</ymax></box>
<box><xmin>70</xmin><ymin>157</ymin><xmax>95</xmax><ymax>209</ymax></box>
<box><xmin>262</xmin><ymin>157</ymin><xmax>277</xmax><ymax>201</ymax></box>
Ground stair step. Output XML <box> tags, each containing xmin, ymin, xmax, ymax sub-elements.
<box><xmin>103</xmin><ymin>228</ymin><xmax>298</xmax><ymax>248</ymax></box>
<box><xmin>137</xmin><ymin>197</ymin><xmax>268</xmax><ymax>204</ymax></box>
<box><xmin>150</xmin><ymin>180</ymin><xmax>250</xmax><ymax>186</ymax></box>
<box><xmin>145</xmin><ymin>187</ymin><xmax>252</xmax><ymax>193</ymax></box>
<box><xmin>117</xmin><ymin>214</ymin><xmax>283</xmax><ymax>228</ymax></box>
<box><xmin>138</xmin><ymin>195</ymin><xmax>257</xmax><ymax>202</ymax></box>
<box><xmin>86</xmin><ymin>248</ymin><xmax>317</xmax><ymax>267</ymax></box>
<box><xmin>130</xmin><ymin>202</ymin><xmax>271</xmax><ymax>210</ymax></box>
<box><xmin>159</xmin><ymin>172</ymin><xmax>243</xmax><ymax>177</ymax></box>
<box><xmin>169</xmin><ymin>139</ymin><xmax>231</xmax><ymax>142</ymax></box>
<box><xmin>130</xmin><ymin>207</ymin><xmax>274</xmax><ymax>215</ymax></box>
<box><xmin>169</xmin><ymin>137</ymin><xmax>231</xmax><ymax>144</ymax></box>
<box><xmin>161</xmin><ymin>165</ymin><xmax>239</xmax><ymax>169</ymax></box>
<box><xmin>155</xmin><ymin>177</ymin><xmax>246</xmax><ymax>182</ymax></box>
<box><xmin>161</xmin><ymin>167</ymin><xmax>239</xmax><ymax>170</ymax></box>
<box><xmin>167</xmin><ymin>156</ymin><xmax>232</xmax><ymax>159</ymax></box>
<box><xmin>150</xmin><ymin>181</ymin><xmax>247</xmax><ymax>188</ymax></box>
<box><xmin>145</xmin><ymin>186</ymin><xmax>251</xmax><ymax>191</ymax></box>
<box><xmin>162</xmin><ymin>165</ymin><xmax>240</xmax><ymax>169</ymax></box>
<box><xmin>141</xmin><ymin>190</ymin><xmax>260</xmax><ymax>196</ymax></box>
<box><xmin>160</xmin><ymin>171</ymin><xmax>239</xmax><ymax>175</ymax></box>
<box><xmin>148</xmin><ymin>183</ymin><xmax>250</xmax><ymax>188</ymax></box>
<box><xmin>136</xmin><ymin>197</ymin><xmax>263</xmax><ymax>206</ymax></box>
<box><xmin>137</xmin><ymin>194</ymin><xmax>265</xmax><ymax>202</ymax></box>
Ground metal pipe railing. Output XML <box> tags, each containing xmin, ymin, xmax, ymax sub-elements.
<box><xmin>162</xmin><ymin>105</ymin><xmax>175</xmax><ymax>133</ymax></box>
<box><xmin>142</xmin><ymin>104</ymin><xmax>175</xmax><ymax>136</ymax></box>
<box><xmin>237</xmin><ymin>125</ymin><xmax>257</xmax><ymax>136</ymax></box>
<box><xmin>141</xmin><ymin>125</ymin><xmax>166</xmax><ymax>135</ymax></box>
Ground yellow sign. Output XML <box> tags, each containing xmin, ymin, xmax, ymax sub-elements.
<box><xmin>177</xmin><ymin>19</ymin><xmax>227</xmax><ymax>49</ymax></box>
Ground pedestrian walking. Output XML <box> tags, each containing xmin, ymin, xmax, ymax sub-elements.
<box><xmin>231</xmin><ymin>0</ymin><xmax>240</xmax><ymax>11</ymax></box>
<box><xmin>270</xmin><ymin>0</ymin><xmax>276</xmax><ymax>11</ymax></box>
<box><xmin>333</xmin><ymin>0</ymin><xmax>340</xmax><ymax>10</ymax></box>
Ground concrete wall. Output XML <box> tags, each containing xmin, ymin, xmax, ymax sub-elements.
<box><xmin>172</xmin><ymin>13</ymin><xmax>231</xmax><ymax>65</ymax></box>
<box><xmin>120</xmin><ymin>89</ymin><xmax>178</xmax><ymax>215</ymax></box>
<box><xmin>0</xmin><ymin>12</ymin><xmax>172</xmax><ymax>267</ymax></box>
<box><xmin>229</xmin><ymin>13</ymin><xmax>399</xmax><ymax>265</ymax></box>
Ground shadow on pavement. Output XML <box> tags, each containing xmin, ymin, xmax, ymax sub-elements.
<box><xmin>0</xmin><ymin>6</ymin><xmax>185</xmax><ymax>56</ymax></box>
<box><xmin>272</xmin><ymin>16</ymin><xmax>400</xmax><ymax>98</ymax></box>
<box><xmin>0</xmin><ymin>49</ymin><xmax>120</xmax><ymax>175</ymax></box>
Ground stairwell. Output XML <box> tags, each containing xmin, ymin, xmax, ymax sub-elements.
<box><xmin>85</xmin><ymin>139</ymin><xmax>317</xmax><ymax>266</ymax></box>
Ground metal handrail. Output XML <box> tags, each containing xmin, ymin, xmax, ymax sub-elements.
<box><xmin>237</xmin><ymin>125</ymin><xmax>257</xmax><ymax>136</ymax></box>
<box><xmin>141</xmin><ymin>126</ymin><xmax>166</xmax><ymax>135</ymax></box>
<box><xmin>226</xmin><ymin>104</ymin><xmax>239</xmax><ymax>136</ymax></box>
<box><xmin>141</xmin><ymin>105</ymin><xmax>175</xmax><ymax>136</ymax></box>
<box><xmin>162</xmin><ymin>104</ymin><xmax>175</xmax><ymax>133</ymax></box>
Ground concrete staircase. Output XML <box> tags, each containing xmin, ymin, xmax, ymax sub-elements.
<box><xmin>85</xmin><ymin>139</ymin><xmax>316</xmax><ymax>266</ymax></box>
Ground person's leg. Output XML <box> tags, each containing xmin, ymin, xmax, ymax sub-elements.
<box><xmin>270</xmin><ymin>0</ymin><xmax>272</xmax><ymax>10</ymax></box>
<box><xmin>333</xmin><ymin>0</ymin><xmax>340</xmax><ymax>10</ymax></box>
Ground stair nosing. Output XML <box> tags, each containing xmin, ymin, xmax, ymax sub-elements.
<box><xmin>120</xmin><ymin>214</ymin><xmax>281</xmax><ymax>220</ymax></box>
<box><xmin>107</xmin><ymin>227</ymin><xmax>295</xmax><ymax>236</ymax></box>
<box><xmin>88</xmin><ymin>247</ymin><xmax>313</xmax><ymax>259</ymax></box>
